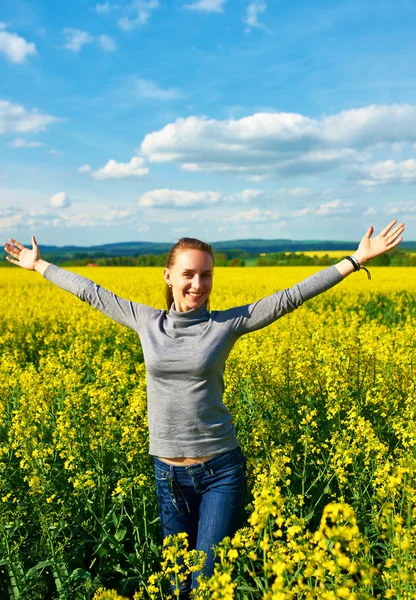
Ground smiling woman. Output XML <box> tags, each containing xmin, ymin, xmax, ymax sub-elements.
<box><xmin>2</xmin><ymin>221</ymin><xmax>405</xmax><ymax>599</ymax></box>
<box><xmin>164</xmin><ymin>238</ymin><xmax>214</xmax><ymax>312</ymax></box>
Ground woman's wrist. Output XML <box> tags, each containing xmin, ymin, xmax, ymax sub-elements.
<box><xmin>34</xmin><ymin>259</ymin><xmax>50</xmax><ymax>275</ymax></box>
<box><xmin>351</xmin><ymin>251</ymin><xmax>367</xmax><ymax>266</ymax></box>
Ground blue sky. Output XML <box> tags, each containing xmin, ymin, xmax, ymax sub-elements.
<box><xmin>1</xmin><ymin>0</ymin><xmax>416</xmax><ymax>246</ymax></box>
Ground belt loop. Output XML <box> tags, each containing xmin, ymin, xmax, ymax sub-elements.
<box><xmin>203</xmin><ymin>462</ymin><xmax>215</xmax><ymax>477</ymax></box>
<box><xmin>167</xmin><ymin>467</ymin><xmax>191</xmax><ymax>515</ymax></box>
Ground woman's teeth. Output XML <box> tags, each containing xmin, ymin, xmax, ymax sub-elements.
<box><xmin>188</xmin><ymin>292</ymin><xmax>203</xmax><ymax>297</ymax></box>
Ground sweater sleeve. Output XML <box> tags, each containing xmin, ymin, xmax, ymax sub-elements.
<box><xmin>43</xmin><ymin>264</ymin><xmax>158</xmax><ymax>332</ymax></box>
<box><xmin>220</xmin><ymin>265</ymin><xmax>343</xmax><ymax>335</ymax></box>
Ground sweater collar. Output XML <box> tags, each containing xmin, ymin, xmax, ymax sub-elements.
<box><xmin>166</xmin><ymin>302</ymin><xmax>210</xmax><ymax>327</ymax></box>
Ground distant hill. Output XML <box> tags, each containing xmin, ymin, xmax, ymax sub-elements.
<box><xmin>15</xmin><ymin>238</ymin><xmax>416</xmax><ymax>258</ymax></box>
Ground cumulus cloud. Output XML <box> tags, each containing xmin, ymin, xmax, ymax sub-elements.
<box><xmin>103</xmin><ymin>208</ymin><xmax>135</xmax><ymax>221</ymax></box>
<box><xmin>225</xmin><ymin>208</ymin><xmax>280</xmax><ymax>223</ymax></box>
<box><xmin>0</xmin><ymin>24</ymin><xmax>37</xmax><ymax>63</ymax></box>
<box><xmin>139</xmin><ymin>105</ymin><xmax>416</xmax><ymax>178</ymax></box>
<box><xmin>0</xmin><ymin>204</ymin><xmax>146</xmax><ymax>231</ymax></box>
<box><xmin>78</xmin><ymin>163</ymin><xmax>92</xmax><ymax>173</ymax></box>
<box><xmin>49</xmin><ymin>192</ymin><xmax>71</xmax><ymax>208</ymax></box>
<box><xmin>138</xmin><ymin>188</ymin><xmax>262</xmax><ymax>208</ymax></box>
<box><xmin>292</xmin><ymin>199</ymin><xmax>352</xmax><ymax>218</ymax></box>
<box><xmin>276</xmin><ymin>187</ymin><xmax>312</xmax><ymax>197</ymax></box>
<box><xmin>62</xmin><ymin>28</ymin><xmax>116</xmax><ymax>52</ymax></box>
<box><xmin>91</xmin><ymin>156</ymin><xmax>149</xmax><ymax>179</ymax></box>
<box><xmin>183</xmin><ymin>0</ymin><xmax>227</xmax><ymax>12</ymax></box>
<box><xmin>134</xmin><ymin>78</ymin><xmax>181</xmax><ymax>100</ymax></box>
<box><xmin>95</xmin><ymin>2</ymin><xmax>111</xmax><ymax>14</ymax></box>
<box><xmin>244</xmin><ymin>2</ymin><xmax>267</xmax><ymax>31</ymax></box>
<box><xmin>97</xmin><ymin>34</ymin><xmax>117</xmax><ymax>51</ymax></box>
<box><xmin>62</xmin><ymin>28</ymin><xmax>94</xmax><ymax>52</ymax></box>
<box><xmin>357</xmin><ymin>159</ymin><xmax>416</xmax><ymax>185</ymax></box>
<box><xmin>387</xmin><ymin>200</ymin><xmax>416</xmax><ymax>215</ymax></box>
<box><xmin>9</xmin><ymin>137</ymin><xmax>44</xmax><ymax>148</ymax></box>
<box><xmin>117</xmin><ymin>0</ymin><xmax>159</xmax><ymax>31</ymax></box>
<box><xmin>0</xmin><ymin>100</ymin><xmax>59</xmax><ymax>135</ymax></box>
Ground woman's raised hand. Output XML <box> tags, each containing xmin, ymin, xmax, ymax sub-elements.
<box><xmin>354</xmin><ymin>220</ymin><xmax>405</xmax><ymax>264</ymax></box>
<box><xmin>4</xmin><ymin>236</ymin><xmax>40</xmax><ymax>270</ymax></box>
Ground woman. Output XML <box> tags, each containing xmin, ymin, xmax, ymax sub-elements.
<box><xmin>3</xmin><ymin>220</ymin><xmax>404</xmax><ymax>597</ymax></box>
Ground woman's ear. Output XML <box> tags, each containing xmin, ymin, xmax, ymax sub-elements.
<box><xmin>163</xmin><ymin>268</ymin><xmax>171</xmax><ymax>286</ymax></box>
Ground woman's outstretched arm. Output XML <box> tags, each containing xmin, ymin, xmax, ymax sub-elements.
<box><xmin>220</xmin><ymin>220</ymin><xmax>405</xmax><ymax>335</ymax></box>
<box><xmin>4</xmin><ymin>235</ymin><xmax>158</xmax><ymax>332</ymax></box>
<box><xmin>334</xmin><ymin>220</ymin><xmax>404</xmax><ymax>278</ymax></box>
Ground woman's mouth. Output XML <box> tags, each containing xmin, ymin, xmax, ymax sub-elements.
<box><xmin>187</xmin><ymin>292</ymin><xmax>204</xmax><ymax>298</ymax></box>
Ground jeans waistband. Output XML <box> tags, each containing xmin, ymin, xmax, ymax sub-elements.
<box><xmin>154</xmin><ymin>445</ymin><xmax>243</xmax><ymax>475</ymax></box>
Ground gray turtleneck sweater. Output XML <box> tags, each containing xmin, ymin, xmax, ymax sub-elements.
<box><xmin>43</xmin><ymin>264</ymin><xmax>343</xmax><ymax>457</ymax></box>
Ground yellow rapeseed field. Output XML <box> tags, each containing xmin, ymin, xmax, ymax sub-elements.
<box><xmin>1</xmin><ymin>266</ymin><xmax>415</xmax><ymax>599</ymax></box>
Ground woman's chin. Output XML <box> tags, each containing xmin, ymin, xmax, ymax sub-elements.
<box><xmin>186</xmin><ymin>295</ymin><xmax>205</xmax><ymax>308</ymax></box>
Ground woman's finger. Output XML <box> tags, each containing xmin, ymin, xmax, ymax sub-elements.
<box><xmin>4</xmin><ymin>244</ymin><xmax>18</xmax><ymax>257</ymax></box>
<box><xmin>388</xmin><ymin>236</ymin><xmax>404</xmax><ymax>249</ymax></box>
<box><xmin>5</xmin><ymin>256</ymin><xmax>20</xmax><ymax>265</ymax></box>
<box><xmin>365</xmin><ymin>225</ymin><xmax>374</xmax><ymax>240</ymax></box>
<box><xmin>379</xmin><ymin>220</ymin><xmax>398</xmax><ymax>237</ymax></box>
<box><xmin>8</xmin><ymin>238</ymin><xmax>25</xmax><ymax>250</ymax></box>
<box><xmin>386</xmin><ymin>225</ymin><xmax>405</xmax><ymax>244</ymax></box>
<box><xmin>7</xmin><ymin>250</ymin><xmax>20</xmax><ymax>258</ymax></box>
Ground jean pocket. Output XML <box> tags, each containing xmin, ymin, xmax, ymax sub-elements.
<box><xmin>213</xmin><ymin>457</ymin><xmax>245</xmax><ymax>479</ymax></box>
<box><xmin>154</xmin><ymin>466</ymin><xmax>170</xmax><ymax>481</ymax></box>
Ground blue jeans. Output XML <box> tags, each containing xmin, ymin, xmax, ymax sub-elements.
<box><xmin>154</xmin><ymin>446</ymin><xmax>247</xmax><ymax>598</ymax></box>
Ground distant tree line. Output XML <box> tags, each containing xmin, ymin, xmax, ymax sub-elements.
<box><xmin>255</xmin><ymin>250</ymin><xmax>416</xmax><ymax>267</ymax></box>
<box><xmin>2</xmin><ymin>248</ymin><xmax>415</xmax><ymax>268</ymax></box>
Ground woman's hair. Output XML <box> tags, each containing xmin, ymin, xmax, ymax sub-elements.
<box><xmin>165</xmin><ymin>237</ymin><xmax>214</xmax><ymax>310</ymax></box>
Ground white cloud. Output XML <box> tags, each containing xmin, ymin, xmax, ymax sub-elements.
<box><xmin>134</xmin><ymin>78</ymin><xmax>181</xmax><ymax>100</ymax></box>
<box><xmin>292</xmin><ymin>199</ymin><xmax>352</xmax><ymax>218</ymax></box>
<box><xmin>9</xmin><ymin>137</ymin><xmax>44</xmax><ymax>148</ymax></box>
<box><xmin>365</xmin><ymin>207</ymin><xmax>378</xmax><ymax>215</ymax></box>
<box><xmin>60</xmin><ymin>214</ymin><xmax>97</xmax><ymax>227</ymax></box>
<box><xmin>0</xmin><ymin>100</ymin><xmax>59</xmax><ymax>135</ymax></box>
<box><xmin>98</xmin><ymin>34</ymin><xmax>117</xmax><ymax>51</ymax></box>
<box><xmin>386</xmin><ymin>201</ymin><xmax>416</xmax><ymax>214</ymax></box>
<box><xmin>244</xmin><ymin>2</ymin><xmax>267</xmax><ymax>30</ymax></box>
<box><xmin>49</xmin><ymin>149</ymin><xmax>63</xmax><ymax>156</ymax></box>
<box><xmin>0</xmin><ymin>24</ymin><xmax>37</xmax><ymax>63</ymax></box>
<box><xmin>358</xmin><ymin>159</ymin><xmax>416</xmax><ymax>185</ymax></box>
<box><xmin>139</xmin><ymin>105</ymin><xmax>416</xmax><ymax>179</ymax></box>
<box><xmin>277</xmin><ymin>187</ymin><xmax>312</xmax><ymax>197</ymax></box>
<box><xmin>138</xmin><ymin>188</ymin><xmax>262</xmax><ymax>208</ymax></box>
<box><xmin>78</xmin><ymin>163</ymin><xmax>92</xmax><ymax>173</ymax></box>
<box><xmin>183</xmin><ymin>0</ymin><xmax>227</xmax><ymax>13</ymax></box>
<box><xmin>225</xmin><ymin>208</ymin><xmax>280</xmax><ymax>223</ymax></box>
<box><xmin>315</xmin><ymin>199</ymin><xmax>343</xmax><ymax>215</ymax></box>
<box><xmin>104</xmin><ymin>208</ymin><xmax>134</xmax><ymax>221</ymax></box>
<box><xmin>117</xmin><ymin>0</ymin><xmax>159</xmax><ymax>30</ymax></box>
<box><xmin>49</xmin><ymin>192</ymin><xmax>71</xmax><ymax>208</ymax></box>
<box><xmin>321</xmin><ymin>104</ymin><xmax>416</xmax><ymax>146</ymax></box>
<box><xmin>62</xmin><ymin>28</ymin><xmax>94</xmax><ymax>52</ymax></box>
<box><xmin>91</xmin><ymin>156</ymin><xmax>149</xmax><ymax>179</ymax></box>
<box><xmin>62</xmin><ymin>28</ymin><xmax>116</xmax><ymax>53</ymax></box>
<box><xmin>95</xmin><ymin>2</ymin><xmax>111</xmax><ymax>14</ymax></box>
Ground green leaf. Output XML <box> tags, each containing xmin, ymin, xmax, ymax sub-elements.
<box><xmin>24</xmin><ymin>561</ymin><xmax>52</xmax><ymax>577</ymax></box>
<box><xmin>115</xmin><ymin>528</ymin><xmax>127</xmax><ymax>542</ymax></box>
<box><xmin>112</xmin><ymin>510</ymin><xmax>119</xmax><ymax>529</ymax></box>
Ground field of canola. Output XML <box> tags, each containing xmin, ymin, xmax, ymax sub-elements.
<box><xmin>1</xmin><ymin>265</ymin><xmax>416</xmax><ymax>600</ymax></box>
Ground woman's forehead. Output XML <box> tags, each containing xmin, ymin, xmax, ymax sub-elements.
<box><xmin>174</xmin><ymin>249</ymin><xmax>213</xmax><ymax>270</ymax></box>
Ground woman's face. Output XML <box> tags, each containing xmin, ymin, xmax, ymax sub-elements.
<box><xmin>164</xmin><ymin>249</ymin><xmax>213</xmax><ymax>312</ymax></box>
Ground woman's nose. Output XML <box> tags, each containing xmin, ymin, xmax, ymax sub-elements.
<box><xmin>192</xmin><ymin>275</ymin><xmax>202</xmax><ymax>289</ymax></box>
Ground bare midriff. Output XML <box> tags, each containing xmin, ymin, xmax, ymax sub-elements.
<box><xmin>157</xmin><ymin>455</ymin><xmax>215</xmax><ymax>466</ymax></box>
